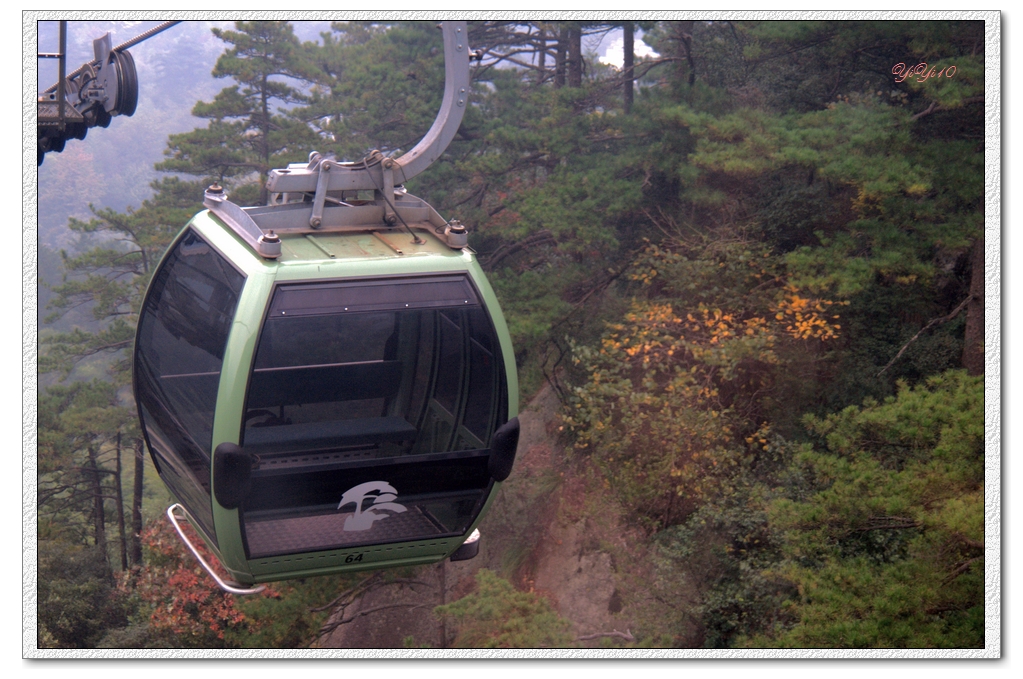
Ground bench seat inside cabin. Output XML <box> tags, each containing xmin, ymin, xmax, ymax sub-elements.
<box><xmin>244</xmin><ymin>358</ymin><xmax>414</xmax><ymax>454</ymax></box>
<box><xmin>159</xmin><ymin>358</ymin><xmax>418</xmax><ymax>458</ymax></box>
<box><xmin>243</xmin><ymin>416</ymin><xmax>416</xmax><ymax>455</ymax></box>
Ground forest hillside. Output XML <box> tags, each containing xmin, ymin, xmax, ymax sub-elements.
<box><xmin>35</xmin><ymin>19</ymin><xmax>990</xmax><ymax>651</ymax></box>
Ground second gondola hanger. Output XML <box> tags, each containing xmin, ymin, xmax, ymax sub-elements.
<box><xmin>132</xmin><ymin>21</ymin><xmax>520</xmax><ymax>593</ymax></box>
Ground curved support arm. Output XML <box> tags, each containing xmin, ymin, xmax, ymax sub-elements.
<box><xmin>166</xmin><ymin>504</ymin><xmax>266</xmax><ymax>595</ymax></box>
<box><xmin>394</xmin><ymin>21</ymin><xmax>470</xmax><ymax>182</ymax></box>
<box><xmin>265</xmin><ymin>21</ymin><xmax>470</xmax><ymax>197</ymax></box>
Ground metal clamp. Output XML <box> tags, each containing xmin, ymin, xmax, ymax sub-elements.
<box><xmin>166</xmin><ymin>504</ymin><xmax>266</xmax><ymax>595</ymax></box>
<box><xmin>309</xmin><ymin>158</ymin><xmax>331</xmax><ymax>228</ymax></box>
<box><xmin>204</xmin><ymin>185</ymin><xmax>281</xmax><ymax>259</ymax></box>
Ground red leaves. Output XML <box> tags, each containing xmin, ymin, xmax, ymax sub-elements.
<box><xmin>126</xmin><ymin>518</ymin><xmax>276</xmax><ymax>644</ymax></box>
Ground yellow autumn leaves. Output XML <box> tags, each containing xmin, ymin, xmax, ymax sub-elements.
<box><xmin>562</xmin><ymin>244</ymin><xmax>845</xmax><ymax>528</ymax></box>
<box><xmin>772</xmin><ymin>285</ymin><xmax>846</xmax><ymax>341</ymax></box>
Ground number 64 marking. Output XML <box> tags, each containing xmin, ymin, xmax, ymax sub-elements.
<box><xmin>345</xmin><ymin>553</ymin><xmax>364</xmax><ymax>563</ymax></box>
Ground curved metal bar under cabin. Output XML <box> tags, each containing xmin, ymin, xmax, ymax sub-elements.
<box><xmin>167</xmin><ymin>504</ymin><xmax>266</xmax><ymax>595</ymax></box>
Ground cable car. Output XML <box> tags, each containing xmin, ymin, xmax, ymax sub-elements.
<box><xmin>132</xmin><ymin>22</ymin><xmax>520</xmax><ymax>593</ymax></box>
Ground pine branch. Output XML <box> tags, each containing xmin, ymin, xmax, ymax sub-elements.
<box><xmin>876</xmin><ymin>296</ymin><xmax>972</xmax><ymax>376</ymax></box>
<box><xmin>942</xmin><ymin>556</ymin><xmax>982</xmax><ymax>584</ymax></box>
<box><xmin>912</xmin><ymin>96</ymin><xmax>984</xmax><ymax>121</ymax></box>
<box><xmin>577</xmin><ymin>629</ymin><xmax>635</xmax><ymax>643</ymax></box>
<box><xmin>482</xmin><ymin>230</ymin><xmax>557</xmax><ymax>271</ymax></box>
<box><xmin>849</xmin><ymin>516</ymin><xmax>921</xmax><ymax>533</ymax></box>
<box><xmin>317</xmin><ymin>603</ymin><xmax>430</xmax><ymax>639</ymax></box>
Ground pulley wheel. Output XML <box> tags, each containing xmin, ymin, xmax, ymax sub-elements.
<box><xmin>113</xmin><ymin>50</ymin><xmax>138</xmax><ymax>117</ymax></box>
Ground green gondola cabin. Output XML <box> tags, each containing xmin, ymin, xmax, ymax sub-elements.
<box><xmin>131</xmin><ymin>22</ymin><xmax>520</xmax><ymax>592</ymax></box>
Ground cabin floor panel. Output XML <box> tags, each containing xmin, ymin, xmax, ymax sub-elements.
<box><xmin>244</xmin><ymin>505</ymin><xmax>445</xmax><ymax>558</ymax></box>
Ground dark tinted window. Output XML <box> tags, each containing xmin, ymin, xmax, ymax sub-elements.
<box><xmin>433</xmin><ymin>312</ymin><xmax>464</xmax><ymax>415</ymax></box>
<box><xmin>243</xmin><ymin>278</ymin><xmax>503</xmax><ymax>458</ymax></box>
<box><xmin>464</xmin><ymin>336</ymin><xmax>496</xmax><ymax>439</ymax></box>
<box><xmin>238</xmin><ymin>277</ymin><xmax>507</xmax><ymax>558</ymax></box>
<box><xmin>135</xmin><ymin>229</ymin><xmax>245</xmax><ymax>539</ymax></box>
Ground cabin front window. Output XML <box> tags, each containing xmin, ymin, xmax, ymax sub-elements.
<box><xmin>238</xmin><ymin>276</ymin><xmax>507</xmax><ymax>559</ymax></box>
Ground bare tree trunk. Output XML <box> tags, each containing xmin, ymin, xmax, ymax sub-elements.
<box><xmin>962</xmin><ymin>234</ymin><xmax>985</xmax><ymax>375</ymax></box>
<box><xmin>536</xmin><ymin>27</ymin><xmax>547</xmax><ymax>85</ymax></box>
<box><xmin>438</xmin><ymin>560</ymin><xmax>447</xmax><ymax>648</ymax></box>
<box><xmin>131</xmin><ymin>437</ymin><xmax>145</xmax><ymax>566</ymax></box>
<box><xmin>114</xmin><ymin>431</ymin><xmax>128</xmax><ymax>571</ymax></box>
<box><xmin>86</xmin><ymin>445</ymin><xmax>109</xmax><ymax>573</ymax></box>
<box><xmin>259</xmin><ymin>73</ymin><xmax>271</xmax><ymax>205</ymax></box>
<box><xmin>554</xmin><ymin>26</ymin><xmax>567</xmax><ymax>88</ymax></box>
<box><xmin>567</xmin><ymin>24</ymin><xmax>583</xmax><ymax>88</ymax></box>
<box><xmin>670</xmin><ymin>21</ymin><xmax>696</xmax><ymax>88</ymax></box>
<box><xmin>680</xmin><ymin>21</ymin><xmax>696</xmax><ymax>87</ymax></box>
<box><xmin>622</xmin><ymin>22</ymin><xmax>635</xmax><ymax>113</ymax></box>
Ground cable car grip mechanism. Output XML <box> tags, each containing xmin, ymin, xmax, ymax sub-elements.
<box><xmin>265</xmin><ymin>21</ymin><xmax>469</xmax><ymax>198</ymax></box>
<box><xmin>166</xmin><ymin>503</ymin><xmax>266</xmax><ymax>595</ymax></box>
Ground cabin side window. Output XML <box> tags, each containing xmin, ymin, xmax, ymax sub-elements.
<box><xmin>134</xmin><ymin>228</ymin><xmax>245</xmax><ymax>540</ymax></box>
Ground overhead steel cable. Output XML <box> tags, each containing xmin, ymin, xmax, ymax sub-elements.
<box><xmin>42</xmin><ymin>20</ymin><xmax>181</xmax><ymax>94</ymax></box>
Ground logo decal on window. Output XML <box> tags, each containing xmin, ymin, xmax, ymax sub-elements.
<box><xmin>337</xmin><ymin>481</ymin><xmax>408</xmax><ymax>531</ymax></box>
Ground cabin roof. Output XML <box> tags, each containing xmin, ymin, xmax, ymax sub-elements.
<box><xmin>190</xmin><ymin>209</ymin><xmax>476</xmax><ymax>283</ymax></box>
<box><xmin>274</xmin><ymin>223</ymin><xmax>461</xmax><ymax>264</ymax></box>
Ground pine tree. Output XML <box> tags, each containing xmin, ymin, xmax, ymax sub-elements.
<box><xmin>301</xmin><ymin>21</ymin><xmax>447</xmax><ymax>163</ymax></box>
<box><xmin>158</xmin><ymin>21</ymin><xmax>321</xmax><ymax>204</ymax></box>
<box><xmin>747</xmin><ymin>371</ymin><xmax>985</xmax><ymax>648</ymax></box>
<box><xmin>40</xmin><ymin>176</ymin><xmax>206</xmax><ymax>584</ymax></box>
<box><xmin>41</xmin><ymin>177</ymin><xmax>204</xmax><ymax>379</ymax></box>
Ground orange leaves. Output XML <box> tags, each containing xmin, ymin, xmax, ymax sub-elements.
<box><xmin>633</xmin><ymin>267</ymin><xmax>659</xmax><ymax>286</ymax></box>
<box><xmin>771</xmin><ymin>286</ymin><xmax>846</xmax><ymax>341</ymax></box>
<box><xmin>564</xmin><ymin>242</ymin><xmax>848</xmax><ymax>528</ymax></box>
<box><xmin>744</xmin><ymin>422</ymin><xmax>773</xmax><ymax>453</ymax></box>
<box><xmin>127</xmin><ymin>519</ymin><xmax>277</xmax><ymax>645</ymax></box>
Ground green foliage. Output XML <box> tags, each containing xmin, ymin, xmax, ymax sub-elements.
<box><xmin>560</xmin><ymin>18</ymin><xmax>983</xmax><ymax>630</ymax></box>
<box><xmin>748</xmin><ymin>371</ymin><xmax>984</xmax><ymax>648</ymax></box>
<box><xmin>37</xmin><ymin>541</ymin><xmax>127</xmax><ymax>648</ymax></box>
<box><xmin>707</xmin><ymin>20</ymin><xmax>984</xmax><ymax>114</ymax></box>
<box><xmin>38</xmin><ymin>380</ymin><xmax>136</xmax><ymax>552</ymax></box>
<box><xmin>303</xmin><ymin>22</ymin><xmax>447</xmax><ymax>163</ymax></box>
<box><xmin>159</xmin><ymin>21</ymin><xmax>320</xmax><ymax>196</ymax></box>
<box><xmin>435</xmin><ymin>569</ymin><xmax>574</xmax><ymax>648</ymax></box>
<box><xmin>489</xmin><ymin>266</ymin><xmax>574</xmax><ymax>354</ymax></box>
<box><xmin>229</xmin><ymin>578</ymin><xmax>343</xmax><ymax>648</ymax></box>
<box><xmin>563</xmin><ymin>235</ymin><xmax>845</xmax><ymax>528</ymax></box>
<box><xmin>655</xmin><ymin>493</ymin><xmax>795</xmax><ymax>648</ymax></box>
<box><xmin>751</xmin><ymin>557</ymin><xmax>984</xmax><ymax>648</ymax></box>
<box><xmin>664</xmin><ymin>98</ymin><xmax>978</xmax><ymax>299</ymax></box>
<box><xmin>41</xmin><ymin>177</ymin><xmax>205</xmax><ymax>380</ymax></box>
